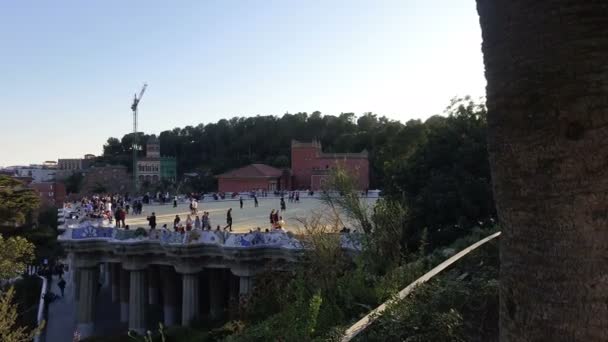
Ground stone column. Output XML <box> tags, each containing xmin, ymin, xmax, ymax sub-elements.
<box><xmin>181</xmin><ymin>273</ymin><xmax>200</xmax><ymax>326</ymax></box>
<box><xmin>76</xmin><ymin>267</ymin><xmax>97</xmax><ymax>339</ymax></box>
<box><xmin>101</xmin><ymin>263</ymin><xmax>110</xmax><ymax>288</ymax></box>
<box><xmin>228</xmin><ymin>273</ymin><xmax>239</xmax><ymax>318</ymax></box>
<box><xmin>208</xmin><ymin>269</ymin><xmax>224</xmax><ymax>320</ymax></box>
<box><xmin>119</xmin><ymin>268</ymin><xmax>130</xmax><ymax>323</ymax></box>
<box><xmin>111</xmin><ymin>263</ymin><xmax>120</xmax><ymax>303</ymax></box>
<box><xmin>239</xmin><ymin>276</ymin><xmax>254</xmax><ymax>298</ymax></box>
<box><xmin>231</xmin><ymin>267</ymin><xmax>257</xmax><ymax>312</ymax></box>
<box><xmin>74</xmin><ymin>268</ymin><xmax>81</xmax><ymax>303</ymax></box>
<box><xmin>160</xmin><ymin>267</ymin><xmax>178</xmax><ymax>326</ymax></box>
<box><xmin>147</xmin><ymin>266</ymin><xmax>159</xmax><ymax>305</ymax></box>
<box><xmin>129</xmin><ymin>269</ymin><xmax>147</xmax><ymax>335</ymax></box>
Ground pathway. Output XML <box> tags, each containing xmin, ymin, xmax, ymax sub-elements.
<box><xmin>45</xmin><ymin>272</ymin><xmax>76</xmax><ymax>342</ymax></box>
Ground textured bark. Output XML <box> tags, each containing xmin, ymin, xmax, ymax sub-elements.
<box><xmin>476</xmin><ymin>1</ymin><xmax>608</xmax><ymax>341</ymax></box>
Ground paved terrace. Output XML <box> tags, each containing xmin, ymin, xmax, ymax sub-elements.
<box><xmin>58</xmin><ymin>195</ymin><xmax>378</xmax><ymax>233</ymax></box>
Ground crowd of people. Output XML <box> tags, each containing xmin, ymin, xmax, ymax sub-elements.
<box><xmin>64</xmin><ymin>189</ymin><xmax>313</xmax><ymax>235</ymax></box>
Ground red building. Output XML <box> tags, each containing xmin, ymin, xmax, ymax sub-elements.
<box><xmin>217</xmin><ymin>140</ymin><xmax>370</xmax><ymax>192</ymax></box>
<box><xmin>217</xmin><ymin>164</ymin><xmax>289</xmax><ymax>193</ymax></box>
<box><xmin>30</xmin><ymin>182</ymin><xmax>66</xmax><ymax>207</ymax></box>
<box><xmin>291</xmin><ymin>140</ymin><xmax>369</xmax><ymax>190</ymax></box>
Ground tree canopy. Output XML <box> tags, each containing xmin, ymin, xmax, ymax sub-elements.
<box><xmin>0</xmin><ymin>176</ymin><xmax>40</xmax><ymax>227</ymax></box>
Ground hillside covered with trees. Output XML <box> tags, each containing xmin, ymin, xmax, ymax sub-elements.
<box><xmin>99</xmin><ymin>96</ymin><xmax>494</xmax><ymax>251</ymax></box>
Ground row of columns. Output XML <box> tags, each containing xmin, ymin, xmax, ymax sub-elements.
<box><xmin>75</xmin><ymin>263</ymin><xmax>254</xmax><ymax>339</ymax></box>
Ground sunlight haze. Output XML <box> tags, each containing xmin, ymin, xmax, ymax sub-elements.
<box><xmin>0</xmin><ymin>0</ymin><xmax>485</xmax><ymax>166</ymax></box>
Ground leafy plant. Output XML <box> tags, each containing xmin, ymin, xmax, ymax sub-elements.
<box><xmin>134</xmin><ymin>228</ymin><xmax>147</xmax><ymax>237</ymax></box>
<box><xmin>0</xmin><ymin>287</ymin><xmax>44</xmax><ymax>342</ymax></box>
<box><xmin>127</xmin><ymin>322</ymin><xmax>166</xmax><ymax>342</ymax></box>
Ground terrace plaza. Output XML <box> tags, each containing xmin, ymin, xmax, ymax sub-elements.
<box><xmin>51</xmin><ymin>195</ymin><xmax>377</xmax><ymax>340</ymax></box>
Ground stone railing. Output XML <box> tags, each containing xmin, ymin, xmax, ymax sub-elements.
<box><xmin>59</xmin><ymin>226</ymin><xmax>362</xmax><ymax>251</ymax></box>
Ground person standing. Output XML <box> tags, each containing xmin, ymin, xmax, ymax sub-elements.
<box><xmin>194</xmin><ymin>215</ymin><xmax>201</xmax><ymax>229</ymax></box>
<box><xmin>239</xmin><ymin>196</ymin><xmax>244</xmax><ymax>209</ymax></box>
<box><xmin>119</xmin><ymin>207</ymin><xmax>126</xmax><ymax>228</ymax></box>
<box><xmin>186</xmin><ymin>215</ymin><xmax>193</xmax><ymax>231</ymax></box>
<box><xmin>192</xmin><ymin>199</ymin><xmax>198</xmax><ymax>215</ymax></box>
<box><xmin>254</xmin><ymin>194</ymin><xmax>259</xmax><ymax>208</ymax></box>
<box><xmin>272</xmin><ymin>210</ymin><xmax>280</xmax><ymax>227</ymax></box>
<box><xmin>114</xmin><ymin>208</ymin><xmax>121</xmax><ymax>228</ymax></box>
<box><xmin>280</xmin><ymin>197</ymin><xmax>286</xmax><ymax>211</ymax></box>
<box><xmin>173</xmin><ymin>196</ymin><xmax>178</xmax><ymax>208</ymax></box>
<box><xmin>57</xmin><ymin>277</ymin><xmax>66</xmax><ymax>297</ymax></box>
<box><xmin>174</xmin><ymin>215</ymin><xmax>181</xmax><ymax>230</ymax></box>
<box><xmin>269</xmin><ymin>209</ymin><xmax>275</xmax><ymax>226</ymax></box>
<box><xmin>148</xmin><ymin>212</ymin><xmax>157</xmax><ymax>230</ymax></box>
<box><xmin>224</xmin><ymin>208</ymin><xmax>233</xmax><ymax>231</ymax></box>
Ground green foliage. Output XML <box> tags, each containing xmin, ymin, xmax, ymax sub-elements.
<box><xmin>92</xmin><ymin>182</ymin><xmax>107</xmax><ymax>194</ymax></box>
<box><xmin>134</xmin><ymin>228</ymin><xmax>148</xmax><ymax>237</ymax></box>
<box><xmin>358</xmin><ymin>239</ymin><xmax>499</xmax><ymax>342</ymax></box>
<box><xmin>7</xmin><ymin>276</ymin><xmax>45</xmax><ymax>335</ymax></box>
<box><xmin>128</xmin><ymin>322</ymin><xmax>166</xmax><ymax>342</ymax></box>
<box><xmin>64</xmin><ymin>172</ymin><xmax>84</xmax><ymax>194</ymax></box>
<box><xmin>382</xmin><ymin>96</ymin><xmax>494</xmax><ymax>250</ymax></box>
<box><xmin>0</xmin><ymin>286</ymin><xmax>44</xmax><ymax>342</ymax></box>
<box><xmin>364</xmin><ymin>281</ymin><xmax>466</xmax><ymax>342</ymax></box>
<box><xmin>227</xmin><ymin>276</ymin><xmax>323</xmax><ymax>342</ymax></box>
<box><xmin>0</xmin><ymin>175</ymin><xmax>40</xmax><ymax>226</ymax></box>
<box><xmin>0</xmin><ymin>235</ymin><xmax>35</xmax><ymax>279</ymax></box>
<box><xmin>322</xmin><ymin>168</ymin><xmax>407</xmax><ymax>274</ymax></box>
<box><xmin>98</xmin><ymin>111</ymin><xmax>416</xmax><ymax>189</ymax></box>
<box><xmin>19</xmin><ymin>226</ymin><xmax>63</xmax><ymax>263</ymax></box>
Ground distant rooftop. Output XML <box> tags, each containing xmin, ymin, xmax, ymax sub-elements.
<box><xmin>217</xmin><ymin>164</ymin><xmax>283</xmax><ymax>179</ymax></box>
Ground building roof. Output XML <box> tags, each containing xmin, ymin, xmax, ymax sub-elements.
<box><xmin>217</xmin><ymin>164</ymin><xmax>283</xmax><ymax>179</ymax></box>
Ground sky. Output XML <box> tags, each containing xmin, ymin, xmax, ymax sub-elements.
<box><xmin>0</xmin><ymin>0</ymin><xmax>485</xmax><ymax>166</ymax></box>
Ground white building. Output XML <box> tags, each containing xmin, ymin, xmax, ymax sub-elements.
<box><xmin>13</xmin><ymin>167</ymin><xmax>56</xmax><ymax>183</ymax></box>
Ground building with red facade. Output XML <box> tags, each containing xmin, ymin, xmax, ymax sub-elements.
<box><xmin>217</xmin><ymin>164</ymin><xmax>288</xmax><ymax>193</ymax></box>
<box><xmin>291</xmin><ymin>140</ymin><xmax>369</xmax><ymax>190</ymax></box>
<box><xmin>30</xmin><ymin>182</ymin><xmax>66</xmax><ymax>207</ymax></box>
<box><xmin>217</xmin><ymin>140</ymin><xmax>369</xmax><ymax>193</ymax></box>
<box><xmin>81</xmin><ymin>165</ymin><xmax>133</xmax><ymax>194</ymax></box>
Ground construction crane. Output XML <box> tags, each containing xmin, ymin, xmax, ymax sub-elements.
<box><xmin>131</xmin><ymin>83</ymin><xmax>147</xmax><ymax>191</ymax></box>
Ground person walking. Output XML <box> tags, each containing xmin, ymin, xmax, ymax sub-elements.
<box><xmin>269</xmin><ymin>209</ymin><xmax>275</xmax><ymax>226</ymax></box>
<box><xmin>239</xmin><ymin>196</ymin><xmax>244</xmax><ymax>209</ymax></box>
<box><xmin>186</xmin><ymin>215</ymin><xmax>193</xmax><ymax>231</ymax></box>
<box><xmin>224</xmin><ymin>208</ymin><xmax>233</xmax><ymax>231</ymax></box>
<box><xmin>114</xmin><ymin>208</ymin><xmax>121</xmax><ymax>228</ymax></box>
<box><xmin>119</xmin><ymin>207</ymin><xmax>126</xmax><ymax>228</ymax></box>
<box><xmin>254</xmin><ymin>194</ymin><xmax>259</xmax><ymax>208</ymax></box>
<box><xmin>173</xmin><ymin>196</ymin><xmax>178</xmax><ymax>208</ymax></box>
<box><xmin>194</xmin><ymin>215</ymin><xmax>201</xmax><ymax>229</ymax></box>
<box><xmin>147</xmin><ymin>212</ymin><xmax>157</xmax><ymax>229</ymax></box>
<box><xmin>173</xmin><ymin>215</ymin><xmax>181</xmax><ymax>230</ymax></box>
<box><xmin>57</xmin><ymin>277</ymin><xmax>66</xmax><ymax>297</ymax></box>
<box><xmin>272</xmin><ymin>210</ymin><xmax>280</xmax><ymax>228</ymax></box>
<box><xmin>280</xmin><ymin>197</ymin><xmax>286</xmax><ymax>211</ymax></box>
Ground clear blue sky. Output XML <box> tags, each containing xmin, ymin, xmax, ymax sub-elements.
<box><xmin>0</xmin><ymin>0</ymin><xmax>485</xmax><ymax>166</ymax></box>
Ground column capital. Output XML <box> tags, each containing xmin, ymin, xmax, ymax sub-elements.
<box><xmin>122</xmin><ymin>259</ymin><xmax>149</xmax><ymax>271</ymax></box>
<box><xmin>74</xmin><ymin>258</ymin><xmax>99</xmax><ymax>269</ymax></box>
<box><xmin>173</xmin><ymin>263</ymin><xmax>204</xmax><ymax>275</ymax></box>
<box><xmin>230</xmin><ymin>265</ymin><xmax>260</xmax><ymax>277</ymax></box>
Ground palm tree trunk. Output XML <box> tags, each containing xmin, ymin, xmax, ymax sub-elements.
<box><xmin>476</xmin><ymin>1</ymin><xmax>608</xmax><ymax>341</ymax></box>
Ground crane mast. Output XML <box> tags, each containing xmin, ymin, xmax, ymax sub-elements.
<box><xmin>131</xmin><ymin>83</ymin><xmax>147</xmax><ymax>192</ymax></box>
